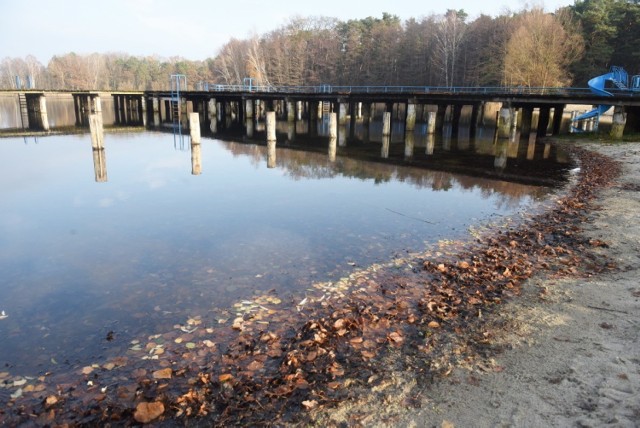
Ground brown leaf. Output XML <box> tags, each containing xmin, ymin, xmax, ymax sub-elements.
<box><xmin>388</xmin><ymin>331</ymin><xmax>403</xmax><ymax>343</ymax></box>
<box><xmin>302</xmin><ymin>400</ymin><xmax>318</xmax><ymax>410</ymax></box>
<box><xmin>134</xmin><ymin>401</ymin><xmax>165</xmax><ymax>424</ymax></box>
<box><xmin>45</xmin><ymin>395</ymin><xmax>58</xmax><ymax>407</ymax></box>
<box><xmin>361</xmin><ymin>350</ymin><xmax>376</xmax><ymax>359</ymax></box>
<box><xmin>333</xmin><ymin>319</ymin><xmax>346</xmax><ymax>330</ymax></box>
<box><xmin>218</xmin><ymin>374</ymin><xmax>234</xmax><ymax>383</ymax></box>
<box><xmin>437</xmin><ymin>264</ymin><xmax>447</xmax><ymax>273</ymax></box>
<box><xmin>458</xmin><ymin>261</ymin><xmax>470</xmax><ymax>269</ymax></box>
<box><xmin>428</xmin><ymin>321</ymin><xmax>440</xmax><ymax>329</ymax></box>
<box><xmin>246</xmin><ymin>361</ymin><xmax>263</xmax><ymax>372</ymax></box>
<box><xmin>152</xmin><ymin>368</ymin><xmax>172</xmax><ymax>380</ymax></box>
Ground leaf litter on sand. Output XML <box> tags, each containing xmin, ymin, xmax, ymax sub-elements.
<box><xmin>0</xmin><ymin>145</ymin><xmax>622</xmax><ymax>427</ymax></box>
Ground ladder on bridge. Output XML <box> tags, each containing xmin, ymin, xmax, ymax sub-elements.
<box><xmin>18</xmin><ymin>93</ymin><xmax>28</xmax><ymax>129</ymax></box>
<box><xmin>170</xmin><ymin>74</ymin><xmax>187</xmax><ymax>129</ymax></box>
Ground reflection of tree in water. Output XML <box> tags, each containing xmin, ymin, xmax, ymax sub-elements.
<box><xmin>223</xmin><ymin>140</ymin><xmax>555</xmax><ymax>209</ymax></box>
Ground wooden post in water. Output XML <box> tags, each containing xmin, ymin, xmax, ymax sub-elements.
<box><xmin>89</xmin><ymin>113</ymin><xmax>104</xmax><ymax>150</ymax></box>
<box><xmin>266</xmin><ymin>111</ymin><xmax>277</xmax><ymax>143</ymax></box>
<box><xmin>38</xmin><ymin>95</ymin><xmax>49</xmax><ymax>131</ymax></box>
<box><xmin>189</xmin><ymin>112</ymin><xmax>201</xmax><ymax>144</ymax></box>
<box><xmin>610</xmin><ymin>106</ymin><xmax>627</xmax><ymax>139</ymax></box>
<box><xmin>382</xmin><ymin>111</ymin><xmax>391</xmax><ymax>137</ymax></box>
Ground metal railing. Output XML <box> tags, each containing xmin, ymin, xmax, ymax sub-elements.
<box><xmin>193</xmin><ymin>82</ymin><xmax>640</xmax><ymax>97</ymax></box>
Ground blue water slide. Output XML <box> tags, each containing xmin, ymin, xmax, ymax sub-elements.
<box><xmin>573</xmin><ymin>72</ymin><xmax>617</xmax><ymax>122</ymax></box>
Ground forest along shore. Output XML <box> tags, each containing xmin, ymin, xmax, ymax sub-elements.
<box><xmin>313</xmin><ymin>141</ymin><xmax>640</xmax><ymax>427</ymax></box>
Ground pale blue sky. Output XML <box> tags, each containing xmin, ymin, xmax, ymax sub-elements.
<box><xmin>0</xmin><ymin>0</ymin><xmax>575</xmax><ymax>63</ymax></box>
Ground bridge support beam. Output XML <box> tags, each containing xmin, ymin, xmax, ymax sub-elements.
<box><xmin>469</xmin><ymin>103</ymin><xmax>480</xmax><ymax>139</ymax></box>
<box><xmin>405</xmin><ymin>103</ymin><xmax>416</xmax><ymax>133</ymax></box>
<box><xmin>329</xmin><ymin>112</ymin><xmax>338</xmax><ymax>139</ymax></box>
<box><xmin>427</xmin><ymin>111</ymin><xmax>436</xmax><ymax>135</ymax></box>
<box><xmin>287</xmin><ymin>100</ymin><xmax>295</xmax><ymax>122</ymax></box>
<box><xmin>339</xmin><ymin>102</ymin><xmax>348</xmax><ymax>126</ymax></box>
<box><xmin>404</xmin><ymin>132</ymin><xmax>414</xmax><ymax>159</ymax></box>
<box><xmin>38</xmin><ymin>95</ymin><xmax>49</xmax><ymax>131</ymax></box>
<box><xmin>520</xmin><ymin>106</ymin><xmax>533</xmax><ymax>140</ymax></box>
<box><xmin>382</xmin><ymin>111</ymin><xmax>391</xmax><ymax>137</ymax></box>
<box><xmin>451</xmin><ymin>104</ymin><xmax>462</xmax><ymax>138</ymax></box>
<box><xmin>362</xmin><ymin>102</ymin><xmax>371</xmax><ymax>143</ymax></box>
<box><xmin>496</xmin><ymin>107</ymin><xmax>512</xmax><ymax>139</ymax></box>
<box><xmin>537</xmin><ymin>107</ymin><xmax>551</xmax><ymax>138</ymax></box>
<box><xmin>610</xmin><ymin>106</ymin><xmax>627</xmax><ymax>140</ymax></box>
<box><xmin>435</xmin><ymin>105</ymin><xmax>447</xmax><ymax>134</ymax></box>
<box><xmin>552</xmin><ymin>105</ymin><xmax>565</xmax><ymax>135</ymax></box>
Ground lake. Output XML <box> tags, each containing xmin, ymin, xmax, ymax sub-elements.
<box><xmin>0</xmin><ymin>128</ymin><xmax>569</xmax><ymax>380</ymax></box>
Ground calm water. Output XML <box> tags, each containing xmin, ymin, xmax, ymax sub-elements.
<box><xmin>0</xmin><ymin>130</ymin><xmax>567</xmax><ymax>375</ymax></box>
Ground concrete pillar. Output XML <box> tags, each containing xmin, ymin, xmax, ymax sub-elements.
<box><xmin>494</xmin><ymin>139</ymin><xmax>508</xmax><ymax>171</ymax></box>
<box><xmin>382</xmin><ymin>112</ymin><xmax>391</xmax><ymax>137</ymax></box>
<box><xmin>267</xmin><ymin>140</ymin><xmax>276</xmax><ymax>169</ymax></box>
<box><xmin>92</xmin><ymin>146</ymin><xmax>107</xmax><ymax>182</ymax></box>
<box><xmin>610</xmin><ymin>106</ymin><xmax>627</xmax><ymax>139</ymax></box>
<box><xmin>425</xmin><ymin>134</ymin><xmax>435</xmax><ymax>155</ymax></box>
<box><xmin>496</xmin><ymin>107</ymin><xmax>512</xmax><ymax>139</ymax></box>
<box><xmin>357</xmin><ymin>102</ymin><xmax>362</xmax><ymax>119</ymax></box>
<box><xmin>246</xmin><ymin>118</ymin><xmax>254</xmax><ymax>138</ymax></box>
<box><xmin>551</xmin><ymin>105</ymin><xmax>565</xmax><ymax>135</ymax></box>
<box><xmin>296</xmin><ymin>101</ymin><xmax>303</xmax><ymax>121</ymax></box>
<box><xmin>245</xmin><ymin>98</ymin><xmax>254</xmax><ymax>120</ymax></box>
<box><xmin>287</xmin><ymin>122</ymin><xmax>295</xmax><ymax>142</ymax></box>
<box><xmin>38</xmin><ymin>95</ymin><xmax>49</xmax><ymax>131</ymax></box>
<box><xmin>537</xmin><ymin>107</ymin><xmax>551</xmax><ymax>138</ymax></box>
<box><xmin>469</xmin><ymin>104</ymin><xmax>480</xmax><ymax>139</ymax></box>
<box><xmin>451</xmin><ymin>104</ymin><xmax>462</xmax><ymax>138</ymax></box>
<box><xmin>153</xmin><ymin>97</ymin><xmax>160</xmax><ymax>127</ymax></box>
<box><xmin>287</xmin><ymin>100</ymin><xmax>295</xmax><ymax>122</ymax></box>
<box><xmin>404</xmin><ymin>132</ymin><xmax>414</xmax><ymax>159</ymax></box>
<box><xmin>89</xmin><ymin>114</ymin><xmax>104</xmax><ymax>150</ymax></box>
<box><xmin>381</xmin><ymin>135</ymin><xmax>390</xmax><ymax>159</ymax></box>
<box><xmin>349</xmin><ymin>102</ymin><xmax>357</xmax><ymax>140</ymax></box>
<box><xmin>362</xmin><ymin>102</ymin><xmax>371</xmax><ymax>143</ymax></box>
<box><xmin>191</xmin><ymin>142</ymin><xmax>202</xmax><ymax>175</ymax></box>
<box><xmin>520</xmin><ymin>107</ymin><xmax>533</xmax><ymax>140</ymax></box>
<box><xmin>427</xmin><ymin>111</ymin><xmax>436</xmax><ymax>135</ymax></box>
<box><xmin>328</xmin><ymin>112</ymin><xmax>337</xmax><ymax>139</ymax></box>
<box><xmin>339</xmin><ymin>102</ymin><xmax>348</xmax><ymax>126</ymax></box>
<box><xmin>266</xmin><ymin>111</ymin><xmax>276</xmax><ymax>142</ymax></box>
<box><xmin>435</xmin><ymin>105</ymin><xmax>447</xmax><ymax>134</ymax></box>
<box><xmin>189</xmin><ymin>112</ymin><xmax>201</xmax><ymax>144</ymax></box>
<box><xmin>405</xmin><ymin>103</ymin><xmax>416</xmax><ymax>132</ymax></box>
<box><xmin>328</xmin><ymin>136</ymin><xmax>337</xmax><ymax>162</ymax></box>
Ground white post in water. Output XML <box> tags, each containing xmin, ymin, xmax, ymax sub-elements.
<box><xmin>329</xmin><ymin>112</ymin><xmax>338</xmax><ymax>139</ymax></box>
<box><xmin>39</xmin><ymin>95</ymin><xmax>49</xmax><ymax>131</ymax></box>
<box><xmin>610</xmin><ymin>106</ymin><xmax>627</xmax><ymax>139</ymax></box>
<box><xmin>191</xmin><ymin>142</ymin><xmax>202</xmax><ymax>175</ymax></box>
<box><xmin>89</xmin><ymin>114</ymin><xmax>104</xmax><ymax>150</ymax></box>
<box><xmin>328</xmin><ymin>137</ymin><xmax>337</xmax><ymax>162</ymax></box>
<box><xmin>405</xmin><ymin>103</ymin><xmax>416</xmax><ymax>132</ymax></box>
<box><xmin>425</xmin><ymin>134</ymin><xmax>435</xmax><ymax>155</ymax></box>
<box><xmin>153</xmin><ymin>97</ymin><xmax>160</xmax><ymax>126</ymax></box>
<box><xmin>382</xmin><ymin>111</ymin><xmax>391</xmax><ymax>137</ymax></box>
<box><xmin>381</xmin><ymin>135</ymin><xmax>390</xmax><ymax>158</ymax></box>
<box><xmin>426</xmin><ymin>111</ymin><xmax>436</xmax><ymax>135</ymax></box>
<box><xmin>339</xmin><ymin>103</ymin><xmax>348</xmax><ymax>126</ymax></box>
<box><xmin>296</xmin><ymin>101</ymin><xmax>303</xmax><ymax>121</ymax></box>
<box><xmin>266</xmin><ymin>111</ymin><xmax>276</xmax><ymax>142</ymax></box>
<box><xmin>404</xmin><ymin>132</ymin><xmax>415</xmax><ymax>159</ymax></box>
<box><xmin>287</xmin><ymin>100</ymin><xmax>295</xmax><ymax>122</ymax></box>
<box><xmin>189</xmin><ymin>112</ymin><xmax>201</xmax><ymax>144</ymax></box>
<box><xmin>496</xmin><ymin>107</ymin><xmax>512</xmax><ymax>139</ymax></box>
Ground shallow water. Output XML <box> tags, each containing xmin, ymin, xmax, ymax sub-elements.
<box><xmin>0</xmin><ymin>130</ymin><xmax>567</xmax><ymax>375</ymax></box>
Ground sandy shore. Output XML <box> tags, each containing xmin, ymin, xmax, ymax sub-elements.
<box><xmin>313</xmin><ymin>141</ymin><xmax>640</xmax><ymax>428</ymax></box>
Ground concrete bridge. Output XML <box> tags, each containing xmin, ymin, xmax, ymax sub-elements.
<box><xmin>2</xmin><ymin>87</ymin><xmax>640</xmax><ymax>140</ymax></box>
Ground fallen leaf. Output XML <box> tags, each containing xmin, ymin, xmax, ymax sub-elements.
<box><xmin>302</xmin><ymin>400</ymin><xmax>318</xmax><ymax>410</ymax></box>
<box><xmin>45</xmin><ymin>395</ymin><xmax>58</xmax><ymax>407</ymax></box>
<box><xmin>218</xmin><ymin>374</ymin><xmax>234</xmax><ymax>383</ymax></box>
<box><xmin>428</xmin><ymin>321</ymin><xmax>440</xmax><ymax>329</ymax></box>
<box><xmin>134</xmin><ymin>401</ymin><xmax>165</xmax><ymax>424</ymax></box>
<box><xmin>152</xmin><ymin>368</ymin><xmax>172</xmax><ymax>379</ymax></box>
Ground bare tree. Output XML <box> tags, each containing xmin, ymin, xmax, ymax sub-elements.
<box><xmin>504</xmin><ymin>8</ymin><xmax>584</xmax><ymax>88</ymax></box>
<box><xmin>433</xmin><ymin>10</ymin><xmax>468</xmax><ymax>87</ymax></box>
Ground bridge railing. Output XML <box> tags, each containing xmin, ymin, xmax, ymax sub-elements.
<box><xmin>192</xmin><ymin>82</ymin><xmax>635</xmax><ymax>97</ymax></box>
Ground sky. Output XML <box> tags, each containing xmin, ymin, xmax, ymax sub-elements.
<box><xmin>0</xmin><ymin>0</ymin><xmax>576</xmax><ymax>64</ymax></box>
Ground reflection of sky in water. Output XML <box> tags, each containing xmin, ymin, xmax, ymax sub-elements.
<box><xmin>0</xmin><ymin>131</ymin><xmax>553</xmax><ymax>373</ymax></box>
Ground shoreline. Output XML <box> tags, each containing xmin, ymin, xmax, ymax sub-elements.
<box><xmin>314</xmin><ymin>141</ymin><xmax>640</xmax><ymax>427</ymax></box>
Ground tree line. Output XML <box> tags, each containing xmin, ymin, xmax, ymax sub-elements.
<box><xmin>1</xmin><ymin>0</ymin><xmax>638</xmax><ymax>91</ymax></box>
